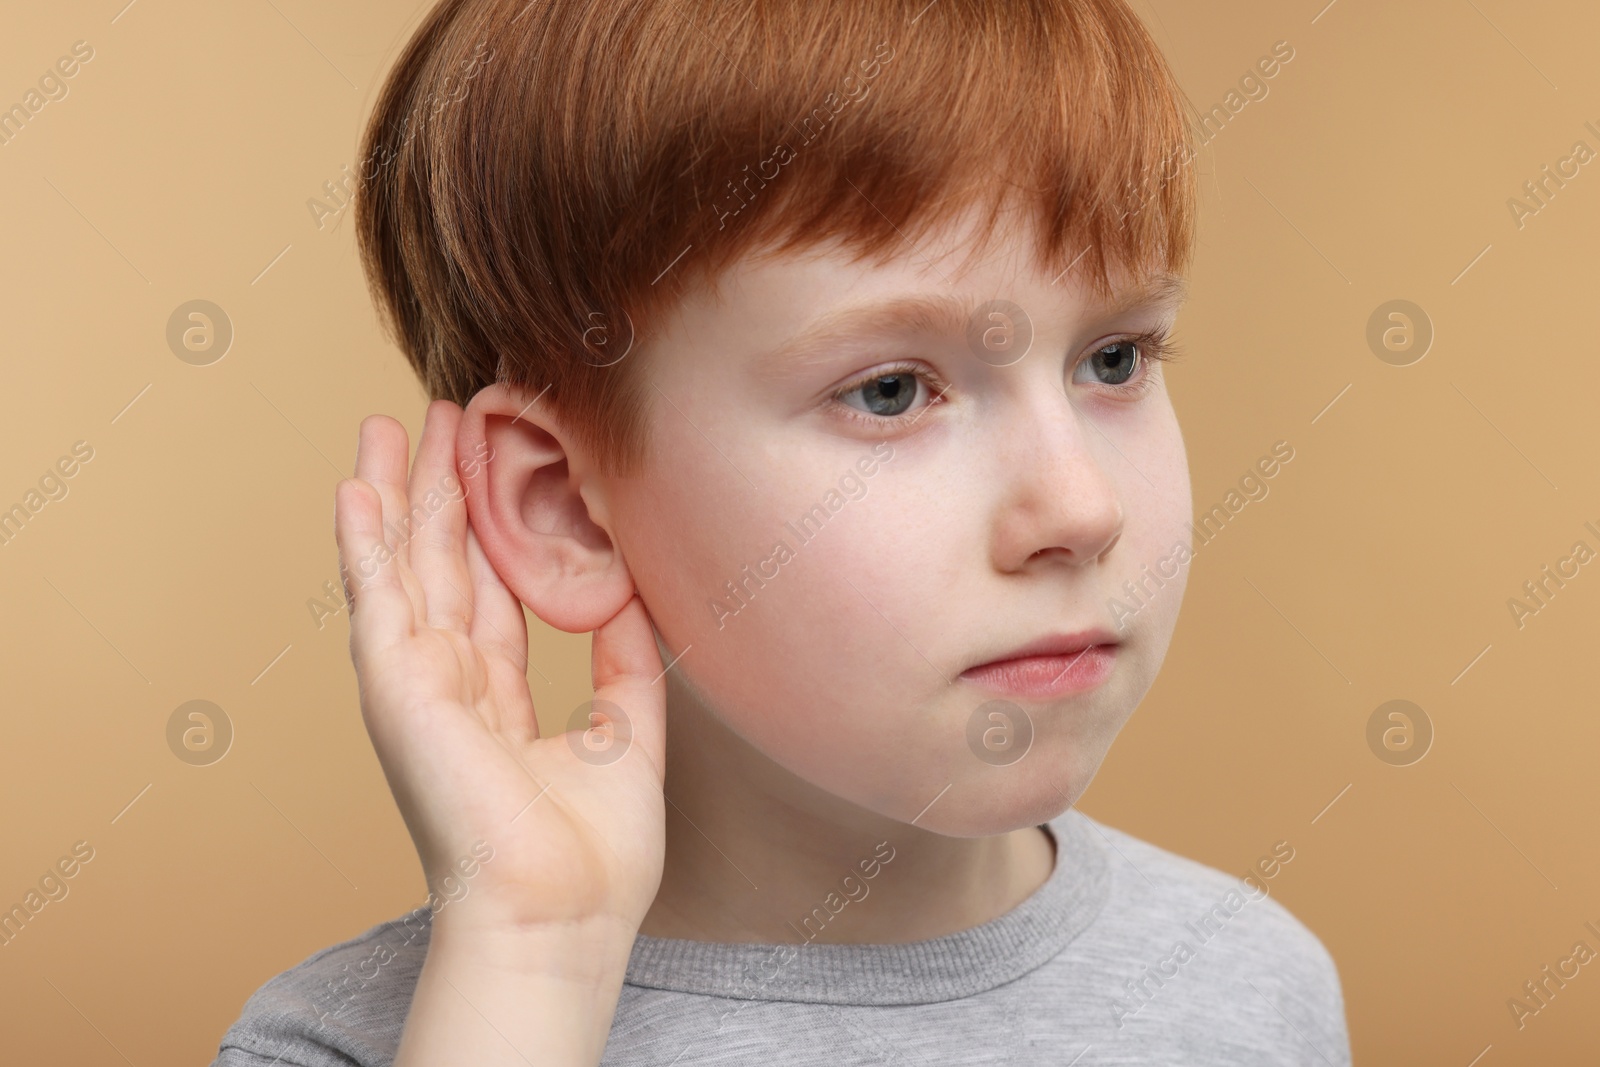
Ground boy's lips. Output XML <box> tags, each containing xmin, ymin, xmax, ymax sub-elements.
<box><xmin>959</xmin><ymin>630</ymin><xmax>1120</xmax><ymax>700</ymax></box>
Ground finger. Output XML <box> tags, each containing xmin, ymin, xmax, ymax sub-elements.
<box><xmin>334</xmin><ymin>477</ymin><xmax>417</xmax><ymax>658</ymax></box>
<box><xmin>354</xmin><ymin>414</ymin><xmax>417</xmax><ymax>577</ymax></box>
<box><xmin>462</xmin><ymin>521</ymin><xmax>537</xmax><ymax>743</ymax></box>
<box><xmin>354</xmin><ymin>413</ymin><xmax>433</xmax><ymax>621</ymax></box>
<box><xmin>463</xmin><ymin>520</ymin><xmax>531</xmax><ymax>674</ymax></box>
<box><xmin>589</xmin><ymin>594</ymin><xmax>668</xmax><ymax>781</ymax></box>
<box><xmin>406</xmin><ymin>400</ymin><xmax>473</xmax><ymax>633</ymax></box>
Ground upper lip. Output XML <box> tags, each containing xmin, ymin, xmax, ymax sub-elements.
<box><xmin>962</xmin><ymin>629</ymin><xmax>1121</xmax><ymax>673</ymax></box>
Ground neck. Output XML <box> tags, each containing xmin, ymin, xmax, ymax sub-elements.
<box><xmin>637</xmin><ymin>674</ymin><xmax>1056</xmax><ymax>944</ymax></box>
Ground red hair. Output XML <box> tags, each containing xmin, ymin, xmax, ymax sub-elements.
<box><xmin>355</xmin><ymin>0</ymin><xmax>1198</xmax><ymax>475</ymax></box>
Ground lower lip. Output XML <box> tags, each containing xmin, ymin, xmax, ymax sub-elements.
<box><xmin>959</xmin><ymin>645</ymin><xmax>1117</xmax><ymax>699</ymax></box>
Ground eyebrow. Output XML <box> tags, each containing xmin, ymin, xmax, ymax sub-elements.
<box><xmin>756</xmin><ymin>271</ymin><xmax>1189</xmax><ymax>379</ymax></box>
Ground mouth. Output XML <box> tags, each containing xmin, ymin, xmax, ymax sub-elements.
<box><xmin>958</xmin><ymin>630</ymin><xmax>1120</xmax><ymax>700</ymax></box>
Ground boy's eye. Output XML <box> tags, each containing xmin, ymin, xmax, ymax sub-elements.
<box><xmin>834</xmin><ymin>364</ymin><xmax>933</xmax><ymax>420</ymax></box>
<box><xmin>1077</xmin><ymin>340</ymin><xmax>1141</xmax><ymax>386</ymax></box>
<box><xmin>1070</xmin><ymin>330</ymin><xmax>1178</xmax><ymax>392</ymax></box>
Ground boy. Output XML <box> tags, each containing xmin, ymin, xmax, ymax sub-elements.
<box><xmin>214</xmin><ymin>0</ymin><xmax>1351</xmax><ymax>1063</ymax></box>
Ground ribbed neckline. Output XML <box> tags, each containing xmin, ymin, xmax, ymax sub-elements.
<box><xmin>623</xmin><ymin>808</ymin><xmax>1111</xmax><ymax>1006</ymax></box>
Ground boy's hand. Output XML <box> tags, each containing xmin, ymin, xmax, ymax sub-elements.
<box><xmin>333</xmin><ymin>400</ymin><xmax>667</xmax><ymax>966</ymax></box>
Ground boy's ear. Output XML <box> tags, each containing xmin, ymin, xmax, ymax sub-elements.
<box><xmin>455</xmin><ymin>382</ymin><xmax>635</xmax><ymax>634</ymax></box>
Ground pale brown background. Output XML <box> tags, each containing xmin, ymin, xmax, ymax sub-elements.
<box><xmin>1</xmin><ymin>1</ymin><xmax>1596</xmax><ymax>1063</ymax></box>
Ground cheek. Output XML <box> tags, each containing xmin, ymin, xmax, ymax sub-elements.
<box><xmin>1110</xmin><ymin>404</ymin><xmax>1192</xmax><ymax>665</ymax></box>
<box><xmin>1122</xmin><ymin>403</ymin><xmax>1192</xmax><ymax>568</ymax></box>
<box><xmin>617</xmin><ymin>442</ymin><xmax>956</xmax><ymax>806</ymax></box>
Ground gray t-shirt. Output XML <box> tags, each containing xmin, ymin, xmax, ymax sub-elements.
<box><xmin>211</xmin><ymin>809</ymin><xmax>1350</xmax><ymax>1065</ymax></box>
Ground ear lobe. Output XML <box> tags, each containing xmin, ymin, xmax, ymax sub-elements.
<box><xmin>455</xmin><ymin>383</ymin><xmax>636</xmax><ymax>634</ymax></box>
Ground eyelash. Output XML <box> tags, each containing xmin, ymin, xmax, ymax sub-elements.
<box><xmin>828</xmin><ymin>327</ymin><xmax>1183</xmax><ymax>427</ymax></box>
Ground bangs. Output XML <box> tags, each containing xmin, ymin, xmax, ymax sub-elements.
<box><xmin>664</xmin><ymin>0</ymin><xmax>1199</xmax><ymax>300</ymax></box>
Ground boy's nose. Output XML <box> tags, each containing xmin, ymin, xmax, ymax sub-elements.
<box><xmin>987</xmin><ymin>399</ymin><xmax>1125</xmax><ymax>572</ymax></box>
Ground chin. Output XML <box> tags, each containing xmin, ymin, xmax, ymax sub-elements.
<box><xmin>898</xmin><ymin>770</ymin><xmax>1087</xmax><ymax>839</ymax></box>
